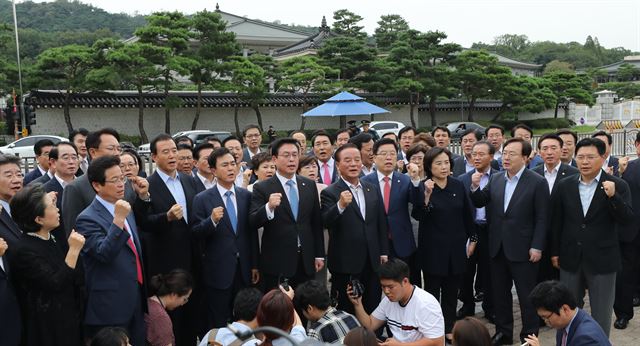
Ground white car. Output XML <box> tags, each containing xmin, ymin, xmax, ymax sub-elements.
<box><xmin>138</xmin><ymin>130</ymin><xmax>232</xmax><ymax>156</ymax></box>
<box><xmin>0</xmin><ymin>135</ymin><xmax>68</xmax><ymax>158</ymax></box>
<box><xmin>359</xmin><ymin>121</ymin><xmax>406</xmax><ymax>137</ymax></box>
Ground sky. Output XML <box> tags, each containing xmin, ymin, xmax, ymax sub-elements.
<box><xmin>27</xmin><ymin>0</ymin><xmax>640</xmax><ymax>52</ymax></box>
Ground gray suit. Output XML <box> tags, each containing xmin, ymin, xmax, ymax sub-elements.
<box><xmin>61</xmin><ymin>174</ymin><xmax>137</xmax><ymax>237</ymax></box>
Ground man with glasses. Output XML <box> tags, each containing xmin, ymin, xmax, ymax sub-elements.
<box><xmin>0</xmin><ymin>154</ymin><xmax>25</xmax><ymax>254</ymax></box>
<box><xmin>550</xmin><ymin>137</ymin><xmax>634</xmax><ymax>336</ymax></box>
<box><xmin>250</xmin><ymin>138</ymin><xmax>325</xmax><ymax>291</ymax></box>
<box><xmin>453</xmin><ymin>129</ymin><xmax>482</xmax><ymax>177</ymax></box>
<box><xmin>176</xmin><ymin>143</ymin><xmax>196</xmax><ymax>177</ymax></box>
<box><xmin>242</xmin><ymin>125</ymin><xmax>262</xmax><ymax>169</ymax></box>
<box><xmin>62</xmin><ymin>128</ymin><xmax>150</xmax><ymax>238</ymax></box>
<box><xmin>193</xmin><ymin>143</ymin><xmax>216</xmax><ymax>192</ymax></box>
<box><xmin>485</xmin><ymin>125</ymin><xmax>505</xmax><ymax>169</ymax></box>
<box><xmin>24</xmin><ymin>139</ymin><xmax>55</xmax><ymax>185</ymax></box>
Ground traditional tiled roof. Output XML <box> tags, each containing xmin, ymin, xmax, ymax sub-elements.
<box><xmin>274</xmin><ymin>17</ymin><xmax>331</xmax><ymax>58</ymax></box>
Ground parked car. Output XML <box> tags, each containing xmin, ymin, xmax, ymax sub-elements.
<box><xmin>138</xmin><ymin>130</ymin><xmax>232</xmax><ymax>156</ymax></box>
<box><xmin>0</xmin><ymin>135</ymin><xmax>68</xmax><ymax>157</ymax></box>
<box><xmin>358</xmin><ymin>121</ymin><xmax>406</xmax><ymax>137</ymax></box>
<box><xmin>445</xmin><ymin>122</ymin><xmax>485</xmax><ymax>140</ymax></box>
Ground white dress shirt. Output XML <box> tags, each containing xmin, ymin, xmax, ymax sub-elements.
<box><xmin>196</xmin><ymin>171</ymin><xmax>215</xmax><ymax>190</ymax></box>
<box><xmin>212</xmin><ymin>184</ymin><xmax>237</xmax><ymax>226</ymax></box>
<box><xmin>543</xmin><ymin>162</ymin><xmax>562</xmax><ymax>193</ymax></box>
<box><xmin>337</xmin><ymin>178</ymin><xmax>366</xmax><ymax>219</ymax></box>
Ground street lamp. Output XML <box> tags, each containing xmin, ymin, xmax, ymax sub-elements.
<box><xmin>458</xmin><ymin>93</ymin><xmax>464</xmax><ymax>121</ymax></box>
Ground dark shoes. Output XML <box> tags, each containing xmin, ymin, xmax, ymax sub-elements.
<box><xmin>491</xmin><ymin>332</ymin><xmax>513</xmax><ymax>346</ymax></box>
<box><xmin>614</xmin><ymin>317</ymin><xmax>629</xmax><ymax>330</ymax></box>
<box><xmin>474</xmin><ymin>291</ymin><xmax>485</xmax><ymax>302</ymax></box>
<box><xmin>456</xmin><ymin>305</ymin><xmax>475</xmax><ymax>319</ymax></box>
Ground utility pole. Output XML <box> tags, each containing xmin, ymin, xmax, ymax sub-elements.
<box><xmin>12</xmin><ymin>0</ymin><xmax>26</xmax><ymax>136</ymax></box>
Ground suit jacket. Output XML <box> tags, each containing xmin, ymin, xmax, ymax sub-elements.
<box><xmin>61</xmin><ymin>174</ymin><xmax>138</xmax><ymax>237</ymax></box>
<box><xmin>607</xmin><ymin>156</ymin><xmax>620</xmax><ymax>176</ymax></box>
<box><xmin>250</xmin><ymin>175</ymin><xmax>324</xmax><ymax>277</ymax></box>
<box><xmin>453</xmin><ymin>156</ymin><xmax>500</xmax><ymax>177</ymax></box>
<box><xmin>361</xmin><ymin>171</ymin><xmax>417</xmax><ymax>257</ymax></box>
<box><xmin>23</xmin><ymin>167</ymin><xmax>43</xmax><ymax>185</ymax></box>
<box><xmin>191</xmin><ymin>186</ymin><xmax>258</xmax><ymax>289</ymax></box>
<box><xmin>321</xmin><ymin>179</ymin><xmax>389</xmax><ymax>274</ymax></box>
<box><xmin>622</xmin><ymin>159</ymin><xmax>640</xmax><ymax>241</ymax></box>
<box><xmin>551</xmin><ymin>171</ymin><xmax>634</xmax><ymax>274</ymax></box>
<box><xmin>44</xmin><ymin>177</ymin><xmax>69</xmax><ymax>253</ymax></box>
<box><xmin>137</xmin><ymin>171</ymin><xmax>199</xmax><ymax>278</ymax></box>
<box><xmin>76</xmin><ymin>198</ymin><xmax>146</xmax><ymax>326</ymax></box>
<box><xmin>193</xmin><ymin>174</ymin><xmax>207</xmax><ymax>193</ymax></box>
<box><xmin>0</xmin><ymin>256</ymin><xmax>21</xmax><ymax>346</ymax></box>
<box><xmin>0</xmin><ymin>208</ymin><xmax>21</xmax><ymax>260</ymax></box>
<box><xmin>555</xmin><ymin>309</ymin><xmax>611</xmax><ymax>346</ymax></box>
<box><xmin>29</xmin><ymin>172</ymin><xmax>51</xmax><ymax>186</ymax></box>
<box><xmin>532</xmin><ymin>163</ymin><xmax>580</xmax><ymax>195</ymax></box>
<box><xmin>459</xmin><ymin>167</ymin><xmax>499</xmax><ymax>220</ymax></box>
<box><xmin>527</xmin><ymin>154</ymin><xmax>544</xmax><ymax>169</ymax></box>
<box><xmin>470</xmin><ymin>168</ymin><xmax>550</xmax><ymax>261</ymax></box>
<box><xmin>242</xmin><ymin>148</ymin><xmax>262</xmax><ymax>169</ymax></box>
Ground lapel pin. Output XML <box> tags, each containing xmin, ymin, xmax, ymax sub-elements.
<box><xmin>367</xmin><ymin>188</ymin><xmax>370</xmax><ymax>192</ymax></box>
<box><xmin>302</xmin><ymin>182</ymin><xmax>306</xmax><ymax>186</ymax></box>
<box><xmin>397</xmin><ymin>179</ymin><xmax>400</xmax><ymax>183</ymax></box>
<box><xmin>453</xmin><ymin>193</ymin><xmax>456</xmax><ymax>197</ymax></box>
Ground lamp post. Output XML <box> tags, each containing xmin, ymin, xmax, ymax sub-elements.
<box><xmin>12</xmin><ymin>0</ymin><xmax>26</xmax><ymax>135</ymax></box>
<box><xmin>458</xmin><ymin>93</ymin><xmax>464</xmax><ymax>121</ymax></box>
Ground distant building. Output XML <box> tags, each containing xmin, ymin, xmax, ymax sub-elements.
<box><xmin>579</xmin><ymin>56</ymin><xmax>640</xmax><ymax>83</ymax></box>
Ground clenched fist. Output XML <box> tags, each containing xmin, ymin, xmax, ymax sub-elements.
<box><xmin>619</xmin><ymin>156</ymin><xmax>630</xmax><ymax>176</ymax></box>
<box><xmin>211</xmin><ymin>206</ymin><xmax>224</xmax><ymax>224</ymax></box>
<box><xmin>68</xmin><ymin>230</ymin><xmax>85</xmax><ymax>251</ymax></box>
<box><xmin>407</xmin><ymin>163</ymin><xmax>419</xmax><ymax>180</ymax></box>
<box><xmin>602</xmin><ymin>180</ymin><xmax>615</xmax><ymax>198</ymax></box>
<box><xmin>268</xmin><ymin>193</ymin><xmax>282</xmax><ymax>212</ymax></box>
<box><xmin>471</xmin><ymin>172</ymin><xmax>483</xmax><ymax>190</ymax></box>
<box><xmin>338</xmin><ymin>190</ymin><xmax>353</xmax><ymax>209</ymax></box>
<box><xmin>114</xmin><ymin>200</ymin><xmax>132</xmax><ymax>220</ymax></box>
<box><xmin>396</xmin><ymin>160</ymin><xmax>405</xmax><ymax>172</ymax></box>
<box><xmin>129</xmin><ymin>176</ymin><xmax>150</xmax><ymax>198</ymax></box>
<box><xmin>0</xmin><ymin>237</ymin><xmax>7</xmax><ymax>257</ymax></box>
<box><xmin>167</xmin><ymin>204</ymin><xmax>184</xmax><ymax>221</ymax></box>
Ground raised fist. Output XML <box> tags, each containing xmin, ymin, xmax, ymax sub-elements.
<box><xmin>68</xmin><ymin>230</ymin><xmax>86</xmax><ymax>251</ymax></box>
<box><xmin>268</xmin><ymin>193</ymin><xmax>282</xmax><ymax>211</ymax></box>
<box><xmin>167</xmin><ymin>204</ymin><xmax>184</xmax><ymax>221</ymax></box>
<box><xmin>114</xmin><ymin>200</ymin><xmax>132</xmax><ymax>220</ymax></box>
<box><xmin>211</xmin><ymin>206</ymin><xmax>224</xmax><ymax>224</ymax></box>
<box><xmin>338</xmin><ymin>190</ymin><xmax>353</xmax><ymax>209</ymax></box>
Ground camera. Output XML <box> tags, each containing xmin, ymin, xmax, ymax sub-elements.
<box><xmin>279</xmin><ymin>275</ymin><xmax>290</xmax><ymax>292</ymax></box>
<box><xmin>349</xmin><ymin>278</ymin><xmax>364</xmax><ymax>298</ymax></box>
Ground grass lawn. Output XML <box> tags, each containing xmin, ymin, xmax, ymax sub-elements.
<box><xmin>532</xmin><ymin>125</ymin><xmax>596</xmax><ymax>135</ymax></box>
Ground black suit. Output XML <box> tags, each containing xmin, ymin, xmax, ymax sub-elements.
<box><xmin>23</xmin><ymin>167</ymin><xmax>43</xmax><ymax>185</ymax></box>
<box><xmin>453</xmin><ymin>156</ymin><xmax>500</xmax><ymax>177</ymax></box>
<box><xmin>136</xmin><ymin>170</ymin><xmax>199</xmax><ymax>346</ymax></box>
<box><xmin>0</xmin><ymin>256</ymin><xmax>21</xmax><ymax>346</ymax></box>
<box><xmin>607</xmin><ymin>156</ymin><xmax>620</xmax><ymax>176</ymax></box>
<box><xmin>551</xmin><ymin>171</ymin><xmax>633</xmax><ymax>335</ymax></box>
<box><xmin>321</xmin><ymin>179</ymin><xmax>389</xmax><ymax>314</ymax></box>
<box><xmin>250</xmin><ymin>174</ymin><xmax>324</xmax><ymax>289</ymax></box>
<box><xmin>29</xmin><ymin>172</ymin><xmax>51</xmax><ymax>186</ymax></box>
<box><xmin>0</xmin><ymin>207</ymin><xmax>21</xmax><ymax>261</ymax></box>
<box><xmin>43</xmin><ymin>177</ymin><xmax>69</xmax><ymax>253</ymax></box>
<box><xmin>532</xmin><ymin>162</ymin><xmax>579</xmax><ymax>282</ymax></box>
<box><xmin>470</xmin><ymin>168</ymin><xmax>549</xmax><ymax>341</ymax></box>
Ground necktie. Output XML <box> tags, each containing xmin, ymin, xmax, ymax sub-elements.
<box><xmin>225</xmin><ymin>190</ymin><xmax>238</xmax><ymax>233</ymax></box>
<box><xmin>286</xmin><ymin>180</ymin><xmax>299</xmax><ymax>221</ymax></box>
<box><xmin>81</xmin><ymin>158</ymin><xmax>88</xmax><ymax>174</ymax></box>
<box><xmin>323</xmin><ymin>163</ymin><xmax>331</xmax><ymax>185</ymax></box>
<box><xmin>123</xmin><ymin>224</ymin><xmax>143</xmax><ymax>285</ymax></box>
<box><xmin>383</xmin><ymin>176</ymin><xmax>391</xmax><ymax>213</ymax></box>
<box><xmin>561</xmin><ymin>329</ymin><xmax>567</xmax><ymax>346</ymax></box>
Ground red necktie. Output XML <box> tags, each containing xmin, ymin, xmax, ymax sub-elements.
<box><xmin>561</xmin><ymin>329</ymin><xmax>567</xmax><ymax>346</ymax></box>
<box><xmin>383</xmin><ymin>176</ymin><xmax>391</xmax><ymax>213</ymax></box>
<box><xmin>323</xmin><ymin>163</ymin><xmax>331</xmax><ymax>185</ymax></box>
<box><xmin>124</xmin><ymin>224</ymin><xmax>144</xmax><ymax>285</ymax></box>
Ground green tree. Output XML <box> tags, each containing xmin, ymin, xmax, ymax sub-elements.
<box><xmin>493</xmin><ymin>76</ymin><xmax>556</xmax><ymax>121</ymax></box>
<box><xmin>616</xmin><ymin>63</ymin><xmax>640</xmax><ymax>82</ymax></box>
<box><xmin>598</xmin><ymin>82</ymin><xmax>640</xmax><ymax>99</ymax></box>
<box><xmin>374</xmin><ymin>14</ymin><xmax>409</xmax><ymax>51</ymax></box>
<box><xmin>227</xmin><ymin>57</ymin><xmax>267</xmax><ymax>134</ymax></box>
<box><xmin>331</xmin><ymin>9</ymin><xmax>366</xmax><ymax>40</ymax></box>
<box><xmin>543</xmin><ymin>72</ymin><xmax>594</xmax><ymax>118</ymax></box>
<box><xmin>452</xmin><ymin>50</ymin><xmax>512</xmax><ymax>122</ymax></box>
<box><xmin>136</xmin><ymin>11</ymin><xmax>198</xmax><ymax>134</ymax></box>
<box><xmin>278</xmin><ymin>56</ymin><xmax>339</xmax><ymax>130</ymax></box>
<box><xmin>32</xmin><ymin>44</ymin><xmax>95</xmax><ymax>134</ymax></box>
<box><xmin>188</xmin><ymin>10</ymin><xmax>239</xmax><ymax>130</ymax></box>
<box><xmin>543</xmin><ymin>60</ymin><xmax>574</xmax><ymax>75</ymax></box>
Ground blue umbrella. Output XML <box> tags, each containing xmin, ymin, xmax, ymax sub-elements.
<box><xmin>302</xmin><ymin>91</ymin><xmax>390</xmax><ymax>117</ymax></box>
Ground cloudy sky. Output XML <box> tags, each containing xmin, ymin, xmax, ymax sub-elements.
<box><xmin>28</xmin><ymin>0</ymin><xmax>640</xmax><ymax>51</ymax></box>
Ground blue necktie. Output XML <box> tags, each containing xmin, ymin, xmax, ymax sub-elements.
<box><xmin>225</xmin><ymin>191</ymin><xmax>237</xmax><ymax>233</ymax></box>
<box><xmin>286</xmin><ymin>180</ymin><xmax>298</xmax><ymax>221</ymax></box>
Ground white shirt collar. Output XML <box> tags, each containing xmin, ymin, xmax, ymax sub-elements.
<box><xmin>54</xmin><ymin>173</ymin><xmax>74</xmax><ymax>188</ymax></box>
<box><xmin>37</xmin><ymin>165</ymin><xmax>47</xmax><ymax>176</ymax></box>
<box><xmin>156</xmin><ymin>168</ymin><xmax>178</xmax><ymax>182</ymax></box>
<box><xmin>216</xmin><ymin>183</ymin><xmax>235</xmax><ymax>198</ymax></box>
<box><xmin>342</xmin><ymin>177</ymin><xmax>362</xmax><ymax>189</ymax></box>
<box><xmin>580</xmin><ymin>170</ymin><xmax>603</xmax><ymax>185</ymax></box>
<box><xmin>275</xmin><ymin>171</ymin><xmax>296</xmax><ymax>186</ymax></box>
<box><xmin>545</xmin><ymin>162</ymin><xmax>562</xmax><ymax>174</ymax></box>
<box><xmin>505</xmin><ymin>165</ymin><xmax>526</xmax><ymax>181</ymax></box>
<box><xmin>376</xmin><ymin>170</ymin><xmax>393</xmax><ymax>182</ymax></box>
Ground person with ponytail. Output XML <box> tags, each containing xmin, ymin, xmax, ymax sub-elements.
<box><xmin>144</xmin><ymin>269</ymin><xmax>193</xmax><ymax>346</ymax></box>
<box><xmin>256</xmin><ymin>288</ymin><xmax>307</xmax><ymax>346</ymax></box>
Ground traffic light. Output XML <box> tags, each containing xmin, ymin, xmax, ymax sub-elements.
<box><xmin>25</xmin><ymin>105</ymin><xmax>36</xmax><ymax>125</ymax></box>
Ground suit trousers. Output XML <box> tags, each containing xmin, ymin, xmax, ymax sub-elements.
<box><xmin>206</xmin><ymin>261</ymin><xmax>246</xmax><ymax>328</ymax></box>
<box><xmin>84</xmin><ymin>285</ymin><xmax>145</xmax><ymax>346</ymax></box>
<box><xmin>491</xmin><ymin>248</ymin><xmax>540</xmax><ymax>341</ymax></box>
<box><xmin>331</xmin><ymin>257</ymin><xmax>381</xmax><ymax>315</ymax></box>
<box><xmin>614</xmin><ymin>239</ymin><xmax>640</xmax><ymax>320</ymax></box>
<box><xmin>262</xmin><ymin>252</ymin><xmax>313</xmax><ymax>292</ymax></box>
<box><xmin>424</xmin><ymin>273</ymin><xmax>462</xmax><ymax>334</ymax></box>
<box><xmin>389</xmin><ymin>239</ymin><xmax>420</xmax><ymax>287</ymax></box>
<box><xmin>561</xmin><ymin>266</ymin><xmax>616</xmax><ymax>336</ymax></box>
<box><xmin>460</xmin><ymin>223</ymin><xmax>492</xmax><ymax>314</ymax></box>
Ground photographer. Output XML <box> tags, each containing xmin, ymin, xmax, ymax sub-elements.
<box><xmin>347</xmin><ymin>259</ymin><xmax>444</xmax><ymax>346</ymax></box>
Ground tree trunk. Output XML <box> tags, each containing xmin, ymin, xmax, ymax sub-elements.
<box><xmin>429</xmin><ymin>96</ymin><xmax>437</xmax><ymax>127</ymax></box>
<box><xmin>339</xmin><ymin>117</ymin><xmax>346</xmax><ymax>129</ymax></box>
<box><xmin>234</xmin><ymin>105</ymin><xmax>241</xmax><ymax>137</ymax></box>
<box><xmin>137</xmin><ymin>86</ymin><xmax>148</xmax><ymax>143</ymax></box>
<box><xmin>252</xmin><ymin>104</ymin><xmax>264</xmax><ymax>132</ymax></box>
<box><xmin>554</xmin><ymin>102</ymin><xmax>560</xmax><ymax>118</ymax></box>
<box><xmin>409</xmin><ymin>93</ymin><xmax>417</xmax><ymax>128</ymax></box>
<box><xmin>467</xmin><ymin>97</ymin><xmax>475</xmax><ymax>122</ymax></box>
<box><xmin>299</xmin><ymin>101</ymin><xmax>308</xmax><ymax>131</ymax></box>
<box><xmin>164</xmin><ymin>73</ymin><xmax>171</xmax><ymax>134</ymax></box>
<box><xmin>63</xmin><ymin>91</ymin><xmax>74</xmax><ymax>135</ymax></box>
<box><xmin>191</xmin><ymin>80</ymin><xmax>202</xmax><ymax>130</ymax></box>
<box><xmin>491</xmin><ymin>104</ymin><xmax>510</xmax><ymax>122</ymax></box>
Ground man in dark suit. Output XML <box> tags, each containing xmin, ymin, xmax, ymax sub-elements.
<box><xmin>557</xmin><ymin>129</ymin><xmax>578</xmax><ymax>168</ymax></box>
<box><xmin>453</xmin><ymin>129</ymin><xmax>482</xmax><ymax>177</ymax></box>
<box><xmin>486</xmin><ymin>125</ymin><xmax>505</xmax><ymax>170</ymax></box>
<box><xmin>250</xmin><ymin>138</ymin><xmax>325</xmax><ymax>290</ymax></box>
<box><xmin>312</xmin><ymin>131</ymin><xmax>339</xmax><ymax>185</ymax></box>
<box><xmin>43</xmin><ymin>142</ymin><xmax>80</xmax><ymax>253</ymax></box>
<box><xmin>193</xmin><ymin>143</ymin><xmax>216</xmax><ymax>192</ymax></box>
<box><xmin>62</xmin><ymin>128</ymin><xmax>147</xmax><ymax>237</ymax></box>
<box><xmin>362</xmin><ymin>138</ymin><xmax>420</xmax><ymax>285</ymax></box>
<box><xmin>470</xmin><ymin>138</ymin><xmax>550</xmax><ymax>345</ymax></box>
<box><xmin>76</xmin><ymin>156</ymin><xmax>148</xmax><ymax>346</ymax></box>
<box><xmin>137</xmin><ymin>133</ymin><xmax>200</xmax><ymax>346</ymax></box>
<box><xmin>512</xmin><ymin>124</ymin><xmax>543</xmax><ymax>169</ymax></box>
<box><xmin>223</xmin><ymin>136</ymin><xmax>247</xmax><ymax>188</ymax></box>
<box><xmin>322</xmin><ymin>143</ymin><xmax>389</xmax><ymax>314</ymax></box>
<box><xmin>191</xmin><ymin>147</ymin><xmax>259</xmax><ymax>327</ymax></box>
<box><xmin>592</xmin><ymin>131</ymin><xmax>619</xmax><ymax>176</ymax></box>
<box><xmin>432</xmin><ymin>126</ymin><xmax>461</xmax><ymax>161</ymax></box>
<box><xmin>0</xmin><ymin>155</ymin><xmax>24</xmax><ymax>255</ymax></box>
<box><xmin>550</xmin><ymin>137</ymin><xmax>634</xmax><ymax>337</ymax></box>
<box><xmin>70</xmin><ymin>128</ymin><xmax>89</xmax><ymax>176</ymax></box>
<box><xmin>613</xmin><ymin>133</ymin><xmax>640</xmax><ymax>330</ymax></box>
<box><xmin>23</xmin><ymin>138</ymin><xmax>54</xmax><ymax>185</ymax></box>
<box><xmin>458</xmin><ymin>141</ymin><xmax>499</xmax><ymax>320</ymax></box>
<box><xmin>397</xmin><ymin>126</ymin><xmax>417</xmax><ymax>164</ymax></box>
<box><xmin>0</xmin><ymin>237</ymin><xmax>21</xmax><ymax>346</ymax></box>
<box><xmin>526</xmin><ymin>280</ymin><xmax>611</xmax><ymax>346</ymax></box>
<box><xmin>242</xmin><ymin>124</ymin><xmax>263</xmax><ymax>170</ymax></box>
<box><xmin>349</xmin><ymin>133</ymin><xmax>375</xmax><ymax>176</ymax></box>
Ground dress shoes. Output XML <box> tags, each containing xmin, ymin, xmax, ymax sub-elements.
<box><xmin>614</xmin><ymin>317</ymin><xmax>629</xmax><ymax>330</ymax></box>
<box><xmin>474</xmin><ymin>291</ymin><xmax>485</xmax><ymax>302</ymax></box>
<box><xmin>456</xmin><ymin>305</ymin><xmax>475</xmax><ymax>319</ymax></box>
<box><xmin>491</xmin><ymin>332</ymin><xmax>513</xmax><ymax>346</ymax></box>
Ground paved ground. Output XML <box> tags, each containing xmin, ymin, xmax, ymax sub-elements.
<box><xmin>459</xmin><ymin>289</ymin><xmax>637</xmax><ymax>345</ymax></box>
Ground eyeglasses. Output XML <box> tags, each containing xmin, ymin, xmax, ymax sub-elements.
<box><xmin>2</xmin><ymin>172</ymin><xmax>23</xmax><ymax>179</ymax></box>
<box><xmin>245</xmin><ymin>134</ymin><xmax>261</xmax><ymax>139</ymax></box>
<box><xmin>120</xmin><ymin>163</ymin><xmax>138</xmax><ymax>169</ymax></box>
<box><xmin>104</xmin><ymin>176</ymin><xmax>127</xmax><ymax>185</ymax></box>
<box><xmin>177</xmin><ymin>156</ymin><xmax>193</xmax><ymax>161</ymax></box>
<box><xmin>502</xmin><ymin>151</ymin><xmax>523</xmax><ymax>158</ymax></box>
<box><xmin>540</xmin><ymin>312</ymin><xmax>554</xmax><ymax>321</ymax></box>
<box><xmin>376</xmin><ymin>151</ymin><xmax>397</xmax><ymax>158</ymax></box>
<box><xmin>279</xmin><ymin>152</ymin><xmax>299</xmax><ymax>160</ymax></box>
<box><xmin>59</xmin><ymin>154</ymin><xmax>79</xmax><ymax>162</ymax></box>
<box><xmin>576</xmin><ymin>155</ymin><xmax>600</xmax><ymax>162</ymax></box>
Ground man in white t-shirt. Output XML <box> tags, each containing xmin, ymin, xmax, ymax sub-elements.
<box><xmin>348</xmin><ymin>259</ymin><xmax>445</xmax><ymax>346</ymax></box>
